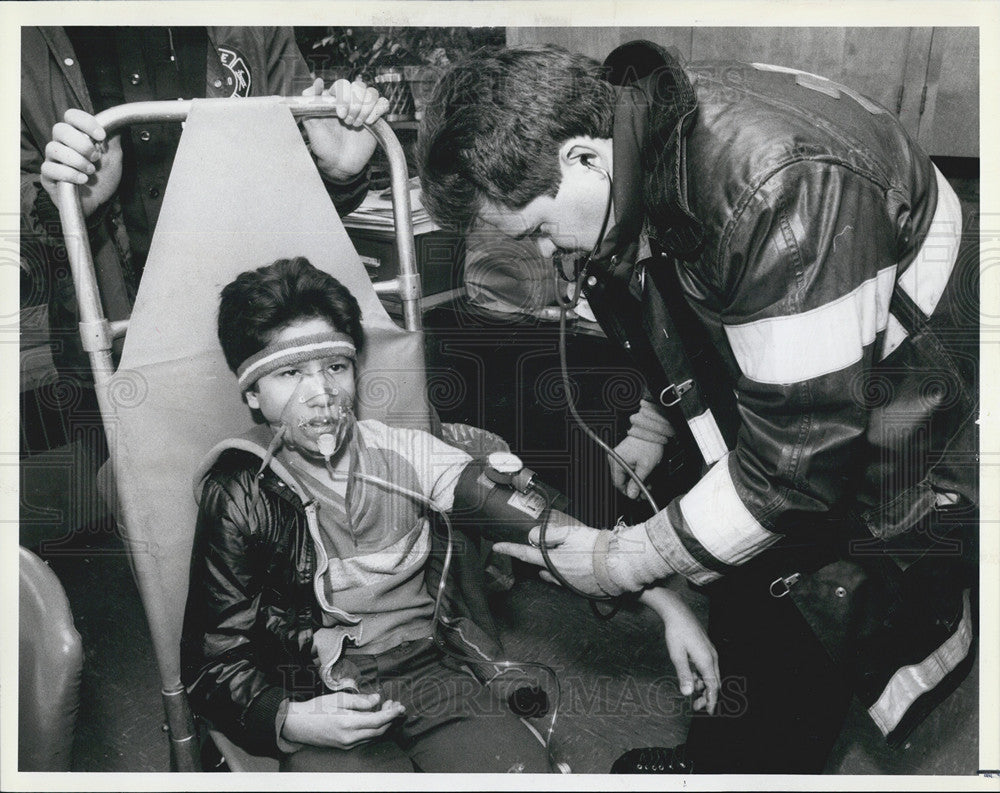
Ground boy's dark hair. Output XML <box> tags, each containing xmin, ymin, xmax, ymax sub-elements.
<box><xmin>217</xmin><ymin>257</ymin><xmax>364</xmax><ymax>373</ymax></box>
<box><xmin>417</xmin><ymin>45</ymin><xmax>615</xmax><ymax>232</ymax></box>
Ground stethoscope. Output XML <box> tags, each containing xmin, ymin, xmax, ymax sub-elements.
<box><xmin>552</xmin><ymin>156</ymin><xmax>615</xmax><ymax>313</ymax></box>
<box><xmin>543</xmin><ymin>157</ymin><xmax>661</xmax><ymax>611</ymax></box>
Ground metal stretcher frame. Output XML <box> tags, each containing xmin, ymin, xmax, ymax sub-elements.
<box><xmin>54</xmin><ymin>97</ymin><xmax>423</xmax><ymax>771</ymax></box>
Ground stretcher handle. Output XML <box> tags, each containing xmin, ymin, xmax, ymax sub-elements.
<box><xmin>55</xmin><ymin>97</ymin><xmax>421</xmax><ymax>378</ymax></box>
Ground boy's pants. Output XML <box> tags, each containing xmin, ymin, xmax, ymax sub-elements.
<box><xmin>280</xmin><ymin>637</ymin><xmax>550</xmax><ymax>773</ymax></box>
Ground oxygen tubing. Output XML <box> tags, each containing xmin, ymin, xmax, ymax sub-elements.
<box><xmin>319</xmin><ymin>445</ymin><xmax>566</xmax><ymax>772</ymax></box>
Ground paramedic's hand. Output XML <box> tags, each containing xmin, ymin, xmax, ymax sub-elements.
<box><xmin>640</xmin><ymin>587</ymin><xmax>720</xmax><ymax>714</ymax></box>
<box><xmin>609</xmin><ymin>436</ymin><xmax>665</xmax><ymax>500</ymax></box>
<box><xmin>302</xmin><ymin>77</ymin><xmax>390</xmax><ymax>182</ymax></box>
<box><xmin>41</xmin><ymin>109</ymin><xmax>124</xmax><ymax>218</ymax></box>
<box><xmin>282</xmin><ymin>691</ymin><xmax>405</xmax><ymax>749</ymax></box>
<box><xmin>493</xmin><ymin>513</ymin><xmax>612</xmax><ymax>599</ymax></box>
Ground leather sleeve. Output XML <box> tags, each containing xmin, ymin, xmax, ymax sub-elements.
<box><xmin>645</xmin><ymin>160</ymin><xmax>902</xmax><ymax>584</ymax></box>
<box><xmin>262</xmin><ymin>27</ymin><xmax>312</xmax><ymax>95</ymax></box>
<box><xmin>21</xmin><ymin>120</ymin><xmax>74</xmax><ymax>254</ymax></box>
<box><xmin>320</xmin><ymin>167</ymin><xmax>371</xmax><ymax>218</ymax></box>
<box><xmin>180</xmin><ymin>467</ymin><xmax>288</xmax><ymax>758</ymax></box>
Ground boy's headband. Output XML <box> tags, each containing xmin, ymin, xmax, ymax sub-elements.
<box><xmin>237</xmin><ymin>331</ymin><xmax>356</xmax><ymax>392</ymax></box>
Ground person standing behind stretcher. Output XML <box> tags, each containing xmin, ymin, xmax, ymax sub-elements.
<box><xmin>21</xmin><ymin>27</ymin><xmax>388</xmax><ymax>381</ymax></box>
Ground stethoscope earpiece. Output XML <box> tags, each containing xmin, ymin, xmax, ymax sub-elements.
<box><xmin>582</xmin><ymin>156</ymin><xmax>610</xmax><ymax>181</ymax></box>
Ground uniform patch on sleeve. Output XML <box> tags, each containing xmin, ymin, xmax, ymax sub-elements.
<box><xmin>218</xmin><ymin>46</ymin><xmax>252</xmax><ymax>97</ymax></box>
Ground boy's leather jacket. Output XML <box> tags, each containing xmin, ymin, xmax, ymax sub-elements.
<box><xmin>180</xmin><ymin>425</ymin><xmax>508</xmax><ymax>758</ymax></box>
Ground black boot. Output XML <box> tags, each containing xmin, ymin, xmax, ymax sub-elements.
<box><xmin>610</xmin><ymin>744</ymin><xmax>692</xmax><ymax>773</ymax></box>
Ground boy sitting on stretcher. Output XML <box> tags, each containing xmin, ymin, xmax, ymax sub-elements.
<box><xmin>181</xmin><ymin>257</ymin><xmax>718</xmax><ymax>772</ymax></box>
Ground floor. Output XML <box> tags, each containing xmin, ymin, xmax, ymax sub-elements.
<box><xmin>26</xmin><ymin>522</ymin><xmax>980</xmax><ymax>775</ymax></box>
<box><xmin>19</xmin><ymin>164</ymin><xmax>982</xmax><ymax>776</ymax></box>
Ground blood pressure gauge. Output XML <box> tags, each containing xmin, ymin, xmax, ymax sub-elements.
<box><xmin>486</xmin><ymin>451</ymin><xmax>538</xmax><ymax>494</ymax></box>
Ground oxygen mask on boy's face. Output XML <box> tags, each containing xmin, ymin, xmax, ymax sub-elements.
<box><xmin>278</xmin><ymin>369</ymin><xmax>356</xmax><ymax>461</ymax></box>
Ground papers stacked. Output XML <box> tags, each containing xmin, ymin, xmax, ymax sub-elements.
<box><xmin>342</xmin><ymin>177</ymin><xmax>438</xmax><ymax>235</ymax></box>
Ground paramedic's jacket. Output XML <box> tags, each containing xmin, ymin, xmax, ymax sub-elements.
<box><xmin>180</xmin><ymin>423</ymin><xmax>509</xmax><ymax>758</ymax></box>
<box><xmin>588</xmin><ymin>41</ymin><xmax>978</xmax><ymax>741</ymax></box>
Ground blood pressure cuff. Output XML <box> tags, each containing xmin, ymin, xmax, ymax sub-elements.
<box><xmin>450</xmin><ymin>459</ymin><xmax>568</xmax><ymax>544</ymax></box>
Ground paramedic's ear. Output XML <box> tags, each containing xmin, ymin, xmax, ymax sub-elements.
<box><xmin>559</xmin><ymin>138</ymin><xmax>612</xmax><ymax>179</ymax></box>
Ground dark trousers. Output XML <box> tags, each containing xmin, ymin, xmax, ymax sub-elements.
<box><xmin>684</xmin><ymin>548</ymin><xmax>854</xmax><ymax>774</ymax></box>
<box><xmin>280</xmin><ymin>637</ymin><xmax>550</xmax><ymax>773</ymax></box>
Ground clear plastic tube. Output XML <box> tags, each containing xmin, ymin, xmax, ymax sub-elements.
<box><xmin>318</xmin><ymin>442</ymin><xmax>564</xmax><ymax>770</ymax></box>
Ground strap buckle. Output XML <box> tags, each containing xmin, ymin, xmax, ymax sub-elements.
<box><xmin>769</xmin><ymin>573</ymin><xmax>801</xmax><ymax>598</ymax></box>
<box><xmin>658</xmin><ymin>379</ymin><xmax>693</xmax><ymax>407</ymax></box>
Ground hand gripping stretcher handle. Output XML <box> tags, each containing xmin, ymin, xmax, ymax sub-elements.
<box><xmin>53</xmin><ymin>96</ymin><xmax>420</xmax><ymax>773</ymax></box>
<box><xmin>56</xmin><ymin>96</ymin><xmax>421</xmax><ymax>426</ymax></box>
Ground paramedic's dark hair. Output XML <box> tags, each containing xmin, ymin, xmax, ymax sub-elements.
<box><xmin>417</xmin><ymin>45</ymin><xmax>615</xmax><ymax>232</ymax></box>
<box><xmin>217</xmin><ymin>257</ymin><xmax>364</xmax><ymax>374</ymax></box>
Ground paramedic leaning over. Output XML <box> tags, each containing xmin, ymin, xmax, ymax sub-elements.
<box><xmin>21</xmin><ymin>26</ymin><xmax>388</xmax><ymax>380</ymax></box>
<box><xmin>417</xmin><ymin>42</ymin><xmax>979</xmax><ymax>774</ymax></box>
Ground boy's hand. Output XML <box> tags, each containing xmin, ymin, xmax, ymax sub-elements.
<box><xmin>640</xmin><ymin>587</ymin><xmax>720</xmax><ymax>714</ymax></box>
<box><xmin>281</xmin><ymin>691</ymin><xmax>405</xmax><ymax>749</ymax></box>
<box><xmin>41</xmin><ymin>109</ymin><xmax>124</xmax><ymax>218</ymax></box>
<box><xmin>301</xmin><ymin>77</ymin><xmax>390</xmax><ymax>182</ymax></box>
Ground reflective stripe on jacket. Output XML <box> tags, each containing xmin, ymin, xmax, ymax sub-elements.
<box><xmin>594</xmin><ymin>40</ymin><xmax>978</xmax><ymax>741</ymax></box>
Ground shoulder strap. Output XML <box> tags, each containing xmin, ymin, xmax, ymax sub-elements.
<box><xmin>584</xmin><ymin>253</ymin><xmax>731</xmax><ymax>466</ymax></box>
